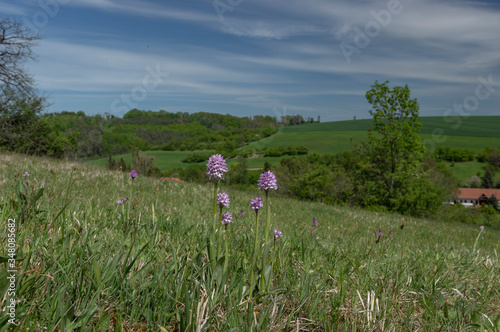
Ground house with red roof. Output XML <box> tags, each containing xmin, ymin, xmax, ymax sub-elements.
<box><xmin>456</xmin><ymin>188</ymin><xmax>500</xmax><ymax>207</ymax></box>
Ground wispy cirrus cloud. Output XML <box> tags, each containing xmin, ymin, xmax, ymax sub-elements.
<box><xmin>4</xmin><ymin>0</ymin><xmax>500</xmax><ymax>120</ymax></box>
<box><xmin>0</xmin><ymin>1</ymin><xmax>29</xmax><ymax>15</ymax></box>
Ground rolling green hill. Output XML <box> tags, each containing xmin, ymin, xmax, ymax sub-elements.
<box><xmin>87</xmin><ymin>116</ymin><xmax>500</xmax><ymax>181</ymax></box>
<box><xmin>282</xmin><ymin>116</ymin><xmax>500</xmax><ymax>137</ymax></box>
<box><xmin>241</xmin><ymin>116</ymin><xmax>500</xmax><ymax>156</ymax></box>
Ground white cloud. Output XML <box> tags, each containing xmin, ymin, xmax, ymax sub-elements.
<box><xmin>16</xmin><ymin>0</ymin><xmax>500</xmax><ymax>119</ymax></box>
<box><xmin>0</xmin><ymin>1</ymin><xmax>28</xmax><ymax>15</ymax></box>
<box><xmin>66</xmin><ymin>0</ymin><xmax>217</xmax><ymax>23</ymax></box>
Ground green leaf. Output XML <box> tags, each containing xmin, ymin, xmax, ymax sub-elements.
<box><xmin>122</xmin><ymin>242</ymin><xmax>149</xmax><ymax>277</ymax></box>
<box><xmin>32</xmin><ymin>188</ymin><xmax>44</xmax><ymax>203</ymax></box>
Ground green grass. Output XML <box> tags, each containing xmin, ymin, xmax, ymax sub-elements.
<box><xmin>243</xmin><ymin>130</ymin><xmax>367</xmax><ymax>155</ymax></box>
<box><xmin>86</xmin><ymin>150</ymin><xmax>214</xmax><ymax>170</ymax></box>
<box><xmin>1</xmin><ymin>152</ymin><xmax>499</xmax><ymax>331</ymax></box>
<box><xmin>242</xmin><ymin>131</ymin><xmax>500</xmax><ymax>156</ymax></box>
<box><xmin>446</xmin><ymin>161</ymin><xmax>500</xmax><ymax>185</ymax></box>
<box><xmin>284</xmin><ymin>116</ymin><xmax>500</xmax><ymax>138</ymax></box>
<box><xmin>447</xmin><ymin>161</ymin><xmax>487</xmax><ymax>183</ymax></box>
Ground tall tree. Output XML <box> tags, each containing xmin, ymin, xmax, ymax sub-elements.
<box><xmin>351</xmin><ymin>81</ymin><xmax>446</xmax><ymax>217</ymax></box>
<box><xmin>487</xmin><ymin>194</ymin><xmax>498</xmax><ymax>210</ymax></box>
<box><xmin>364</xmin><ymin>81</ymin><xmax>425</xmax><ymax>195</ymax></box>
<box><xmin>0</xmin><ymin>18</ymin><xmax>40</xmax><ymax>96</ymax></box>
<box><xmin>0</xmin><ymin>91</ymin><xmax>74</xmax><ymax>157</ymax></box>
<box><xmin>481</xmin><ymin>167</ymin><xmax>494</xmax><ymax>188</ymax></box>
<box><xmin>486</xmin><ymin>150</ymin><xmax>500</xmax><ymax>170</ymax></box>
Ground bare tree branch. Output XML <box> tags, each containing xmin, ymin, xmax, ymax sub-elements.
<box><xmin>0</xmin><ymin>17</ymin><xmax>41</xmax><ymax>95</ymax></box>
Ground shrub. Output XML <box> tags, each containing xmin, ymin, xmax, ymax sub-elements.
<box><xmin>433</xmin><ymin>146</ymin><xmax>476</xmax><ymax>162</ymax></box>
<box><xmin>132</xmin><ymin>150</ymin><xmax>160</xmax><ymax>176</ymax></box>
<box><xmin>263</xmin><ymin>146</ymin><xmax>308</xmax><ymax>157</ymax></box>
<box><xmin>259</xmin><ymin>126</ymin><xmax>277</xmax><ymax>138</ymax></box>
<box><xmin>465</xmin><ymin>176</ymin><xmax>481</xmax><ymax>188</ymax></box>
<box><xmin>181</xmin><ymin>153</ymin><xmax>211</xmax><ymax>163</ymax></box>
<box><xmin>487</xmin><ymin>150</ymin><xmax>500</xmax><ymax>169</ymax></box>
<box><xmin>0</xmin><ymin>92</ymin><xmax>75</xmax><ymax>157</ymax></box>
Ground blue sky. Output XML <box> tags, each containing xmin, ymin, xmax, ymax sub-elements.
<box><xmin>2</xmin><ymin>0</ymin><xmax>500</xmax><ymax>121</ymax></box>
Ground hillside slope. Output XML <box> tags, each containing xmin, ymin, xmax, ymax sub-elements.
<box><xmin>0</xmin><ymin>152</ymin><xmax>498</xmax><ymax>330</ymax></box>
<box><xmin>242</xmin><ymin>116</ymin><xmax>500</xmax><ymax>156</ymax></box>
<box><xmin>282</xmin><ymin>116</ymin><xmax>500</xmax><ymax>137</ymax></box>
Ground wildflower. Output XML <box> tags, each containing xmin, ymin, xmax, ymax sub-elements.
<box><xmin>274</xmin><ymin>229</ymin><xmax>283</xmax><ymax>239</ymax></box>
<box><xmin>130</xmin><ymin>170</ymin><xmax>138</xmax><ymax>179</ymax></box>
<box><xmin>473</xmin><ymin>225</ymin><xmax>486</xmax><ymax>251</ymax></box>
<box><xmin>374</xmin><ymin>228</ymin><xmax>383</xmax><ymax>243</ymax></box>
<box><xmin>217</xmin><ymin>192</ymin><xmax>230</xmax><ymax>209</ymax></box>
<box><xmin>257</xmin><ymin>171</ymin><xmax>278</xmax><ymax>192</ymax></box>
<box><xmin>239</xmin><ymin>210</ymin><xmax>244</xmax><ymax>218</ymax></box>
<box><xmin>122</xmin><ymin>197</ymin><xmax>127</xmax><ymax>203</ymax></box>
<box><xmin>206</xmin><ymin>154</ymin><xmax>228</xmax><ymax>181</ymax></box>
<box><xmin>250</xmin><ymin>197</ymin><xmax>263</xmax><ymax>212</ymax></box>
<box><xmin>221</xmin><ymin>212</ymin><xmax>233</xmax><ymax>225</ymax></box>
<box><xmin>258</xmin><ymin>171</ymin><xmax>278</xmax><ymax>243</ymax></box>
<box><xmin>116</xmin><ymin>200</ymin><xmax>123</xmax><ymax>205</ymax></box>
<box><xmin>388</xmin><ymin>230</ymin><xmax>392</xmax><ymax>237</ymax></box>
<box><xmin>311</xmin><ymin>217</ymin><xmax>318</xmax><ymax>234</ymax></box>
<box><xmin>23</xmin><ymin>172</ymin><xmax>29</xmax><ymax>177</ymax></box>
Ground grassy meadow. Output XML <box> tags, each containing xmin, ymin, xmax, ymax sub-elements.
<box><xmin>1</xmin><ymin>152</ymin><xmax>499</xmax><ymax>331</ymax></box>
<box><xmin>445</xmin><ymin>161</ymin><xmax>500</xmax><ymax>184</ymax></box>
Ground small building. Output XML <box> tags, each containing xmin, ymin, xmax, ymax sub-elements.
<box><xmin>456</xmin><ymin>188</ymin><xmax>500</xmax><ymax>207</ymax></box>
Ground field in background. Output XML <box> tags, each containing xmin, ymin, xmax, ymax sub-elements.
<box><xmin>1</xmin><ymin>152</ymin><xmax>499</xmax><ymax>330</ymax></box>
<box><xmin>281</xmin><ymin>116</ymin><xmax>500</xmax><ymax>137</ymax></box>
<box><xmin>86</xmin><ymin>151</ymin><xmax>283</xmax><ymax>171</ymax></box>
<box><xmin>86</xmin><ymin>116</ymin><xmax>500</xmax><ymax>185</ymax></box>
<box><xmin>86</xmin><ymin>151</ymin><xmax>210</xmax><ymax>170</ymax></box>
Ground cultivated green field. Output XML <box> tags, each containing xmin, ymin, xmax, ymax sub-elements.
<box><xmin>245</xmin><ymin>116</ymin><xmax>500</xmax><ymax>155</ymax></box>
<box><xmin>86</xmin><ymin>116</ymin><xmax>500</xmax><ymax>182</ymax></box>
<box><xmin>283</xmin><ymin>116</ymin><xmax>500</xmax><ymax>137</ymax></box>
<box><xmin>1</xmin><ymin>153</ymin><xmax>498</xmax><ymax>330</ymax></box>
